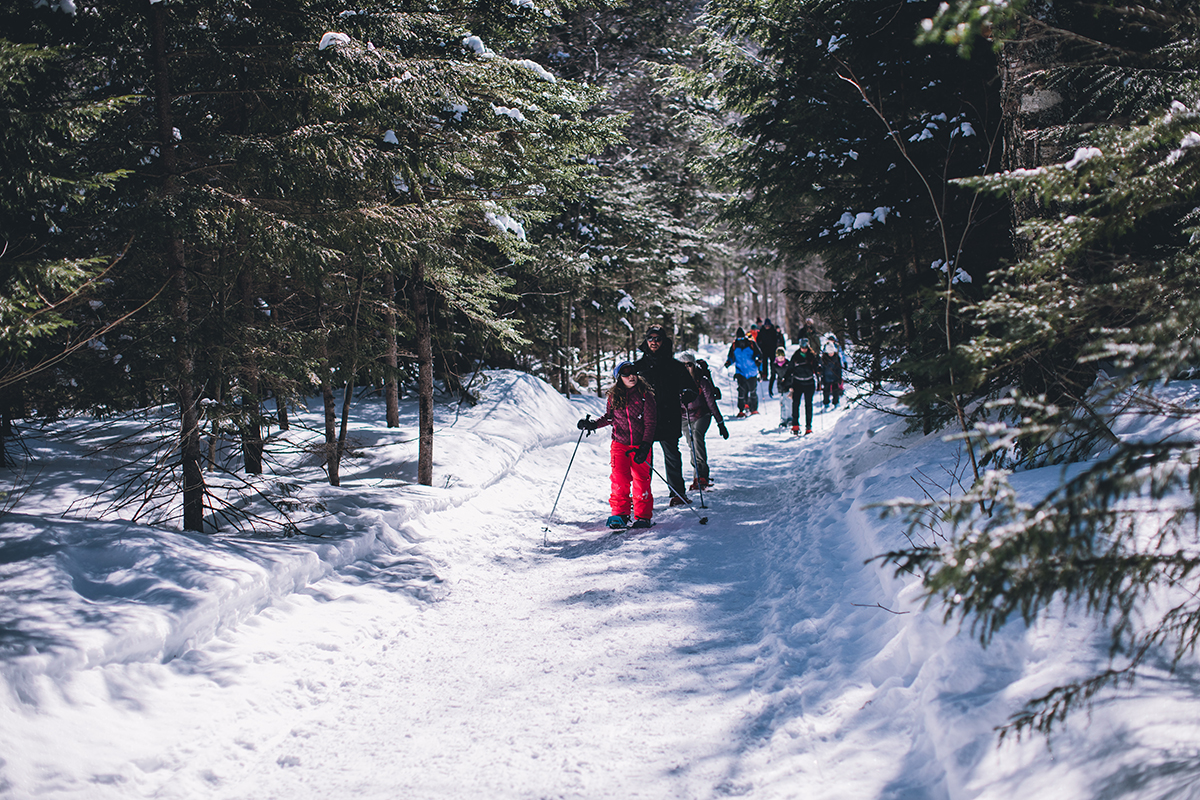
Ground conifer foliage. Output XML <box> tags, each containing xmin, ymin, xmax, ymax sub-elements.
<box><xmin>3</xmin><ymin>0</ymin><xmax>620</xmax><ymax>527</ymax></box>
<box><xmin>879</xmin><ymin>0</ymin><xmax>1200</xmax><ymax>737</ymax></box>
<box><xmin>684</xmin><ymin>0</ymin><xmax>1010</xmax><ymax>429</ymax></box>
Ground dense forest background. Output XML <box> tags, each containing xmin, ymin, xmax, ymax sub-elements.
<box><xmin>5</xmin><ymin>0</ymin><xmax>1200</xmax><ymax>736</ymax></box>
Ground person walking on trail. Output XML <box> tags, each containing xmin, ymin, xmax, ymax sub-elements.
<box><xmin>783</xmin><ymin>338</ymin><xmax>819</xmax><ymax>435</ymax></box>
<box><xmin>821</xmin><ymin>339</ymin><xmax>844</xmax><ymax>409</ymax></box>
<box><xmin>775</xmin><ymin>347</ymin><xmax>792</xmax><ymax>429</ymax></box>
<box><xmin>798</xmin><ymin>317</ymin><xmax>820</xmax><ymax>349</ymax></box>
<box><xmin>679</xmin><ymin>353</ymin><xmax>728</xmax><ymax>491</ymax></box>
<box><xmin>633</xmin><ymin>325</ymin><xmax>697</xmax><ymax>507</ymax></box>
<box><xmin>577</xmin><ymin>361</ymin><xmax>657</xmax><ymax>529</ymax></box>
<box><xmin>724</xmin><ymin>327</ymin><xmax>764</xmax><ymax>418</ymax></box>
<box><xmin>756</xmin><ymin>318</ymin><xmax>785</xmax><ymax>395</ymax></box>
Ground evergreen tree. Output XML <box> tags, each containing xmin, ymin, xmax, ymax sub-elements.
<box><xmin>881</xmin><ymin>0</ymin><xmax>1200</xmax><ymax>737</ymax></box>
<box><xmin>683</xmin><ymin>0</ymin><xmax>1010</xmax><ymax>430</ymax></box>
<box><xmin>0</xmin><ymin>24</ymin><xmax>129</xmax><ymax>465</ymax></box>
<box><xmin>5</xmin><ymin>0</ymin><xmax>620</xmax><ymax>522</ymax></box>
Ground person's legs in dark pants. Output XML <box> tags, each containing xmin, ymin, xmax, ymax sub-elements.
<box><xmin>735</xmin><ymin>374</ymin><xmax>751</xmax><ymax>415</ymax></box>
<box><xmin>659</xmin><ymin>437</ymin><xmax>687</xmax><ymax>502</ymax></box>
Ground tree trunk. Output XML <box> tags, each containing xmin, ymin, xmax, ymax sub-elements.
<box><xmin>321</xmin><ymin>342</ymin><xmax>339</xmax><ymax>487</ymax></box>
<box><xmin>317</xmin><ymin>288</ymin><xmax>339</xmax><ymax>487</ymax></box>
<box><xmin>411</xmin><ymin>258</ymin><xmax>434</xmax><ymax>486</ymax></box>
<box><xmin>150</xmin><ymin>2</ymin><xmax>204</xmax><ymax>531</ymax></box>
<box><xmin>562</xmin><ymin>296</ymin><xmax>572</xmax><ymax>396</ymax></box>
<box><xmin>337</xmin><ymin>267</ymin><xmax>366</xmax><ymax>459</ymax></box>
<box><xmin>384</xmin><ymin>270</ymin><xmax>400</xmax><ymax>428</ymax></box>
<box><xmin>1000</xmin><ymin>19</ymin><xmax>1069</xmax><ymax>257</ymax></box>
<box><xmin>239</xmin><ymin>270</ymin><xmax>263</xmax><ymax>474</ymax></box>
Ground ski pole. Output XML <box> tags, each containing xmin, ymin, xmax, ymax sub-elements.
<box><xmin>543</xmin><ymin>415</ymin><xmax>589</xmax><ymax>542</ymax></box>
<box><xmin>648</xmin><ymin>461</ymin><xmax>709</xmax><ymax>524</ymax></box>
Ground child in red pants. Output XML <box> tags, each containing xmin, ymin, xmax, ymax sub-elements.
<box><xmin>578</xmin><ymin>361</ymin><xmax>658</xmax><ymax>528</ymax></box>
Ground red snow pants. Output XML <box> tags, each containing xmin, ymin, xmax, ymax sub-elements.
<box><xmin>609</xmin><ymin>440</ymin><xmax>653</xmax><ymax>520</ymax></box>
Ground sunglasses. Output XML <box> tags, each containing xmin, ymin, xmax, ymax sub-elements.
<box><xmin>618</xmin><ymin>367</ymin><xmax>637</xmax><ymax>377</ymax></box>
<box><xmin>646</xmin><ymin>335</ymin><xmax>663</xmax><ymax>342</ymax></box>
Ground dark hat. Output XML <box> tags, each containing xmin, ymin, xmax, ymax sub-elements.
<box><xmin>764</xmin><ymin>317</ymin><xmax>772</xmax><ymax>325</ymax></box>
<box><xmin>735</xmin><ymin>326</ymin><xmax>745</xmax><ymax>337</ymax></box>
<box><xmin>646</xmin><ymin>324</ymin><xmax>667</xmax><ymax>339</ymax></box>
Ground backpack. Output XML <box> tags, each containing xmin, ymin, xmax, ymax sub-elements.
<box><xmin>695</xmin><ymin>360</ymin><xmax>722</xmax><ymax>400</ymax></box>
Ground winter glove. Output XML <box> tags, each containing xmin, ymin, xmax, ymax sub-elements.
<box><xmin>679</xmin><ymin>388</ymin><xmax>697</xmax><ymax>405</ymax></box>
<box><xmin>577</xmin><ymin>416</ymin><xmax>597</xmax><ymax>434</ymax></box>
<box><xmin>633</xmin><ymin>441</ymin><xmax>652</xmax><ymax>464</ymax></box>
<box><xmin>718</xmin><ymin>422</ymin><xmax>729</xmax><ymax>440</ymax></box>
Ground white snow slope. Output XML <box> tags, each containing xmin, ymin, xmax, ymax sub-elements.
<box><xmin>3</xmin><ymin>345</ymin><xmax>1200</xmax><ymax>799</ymax></box>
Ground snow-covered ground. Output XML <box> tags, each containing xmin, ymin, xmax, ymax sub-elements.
<box><xmin>3</xmin><ymin>344</ymin><xmax>1199</xmax><ymax>799</ymax></box>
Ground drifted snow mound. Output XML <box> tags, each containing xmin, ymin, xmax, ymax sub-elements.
<box><xmin>0</xmin><ymin>369</ymin><xmax>591</xmax><ymax>708</ymax></box>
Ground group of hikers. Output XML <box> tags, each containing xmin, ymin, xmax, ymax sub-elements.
<box><xmin>576</xmin><ymin>320</ymin><xmax>846</xmax><ymax>530</ymax></box>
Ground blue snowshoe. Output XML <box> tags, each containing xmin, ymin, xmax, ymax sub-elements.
<box><xmin>607</xmin><ymin>514</ymin><xmax>631</xmax><ymax>529</ymax></box>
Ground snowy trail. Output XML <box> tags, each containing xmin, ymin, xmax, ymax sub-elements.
<box><xmin>9</xmin><ymin>389</ymin><xmax>906</xmax><ymax>799</ymax></box>
<box><xmin>194</xmin><ymin>412</ymin><xmax>794</xmax><ymax>799</ymax></box>
<box><xmin>16</xmin><ymin>366</ymin><xmax>1194</xmax><ymax>798</ymax></box>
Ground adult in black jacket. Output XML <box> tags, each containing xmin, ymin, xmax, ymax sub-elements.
<box><xmin>783</xmin><ymin>339</ymin><xmax>819</xmax><ymax>434</ymax></box>
<box><xmin>633</xmin><ymin>325</ymin><xmax>697</xmax><ymax>506</ymax></box>
<box><xmin>755</xmin><ymin>318</ymin><xmax>785</xmax><ymax>395</ymax></box>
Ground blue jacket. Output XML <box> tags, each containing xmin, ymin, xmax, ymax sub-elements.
<box><xmin>725</xmin><ymin>337</ymin><xmax>763</xmax><ymax>378</ymax></box>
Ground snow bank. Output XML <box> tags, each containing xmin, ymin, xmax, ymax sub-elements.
<box><xmin>0</xmin><ymin>370</ymin><xmax>582</xmax><ymax>709</ymax></box>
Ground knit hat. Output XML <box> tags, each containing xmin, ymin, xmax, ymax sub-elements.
<box><xmin>679</xmin><ymin>351</ymin><xmax>696</xmax><ymax>363</ymax></box>
<box><xmin>799</xmin><ymin>337</ymin><xmax>810</xmax><ymax>349</ymax></box>
<box><xmin>645</xmin><ymin>324</ymin><xmax>667</xmax><ymax>340</ymax></box>
<box><xmin>824</xmin><ymin>341</ymin><xmax>837</xmax><ymax>355</ymax></box>
<box><xmin>735</xmin><ymin>326</ymin><xmax>746</xmax><ymax>338</ymax></box>
<box><xmin>764</xmin><ymin>317</ymin><xmax>772</xmax><ymax>325</ymax></box>
<box><xmin>613</xmin><ymin>360</ymin><xmax>636</xmax><ymax>378</ymax></box>
<box><xmin>776</xmin><ymin>347</ymin><xmax>785</xmax><ymax>356</ymax></box>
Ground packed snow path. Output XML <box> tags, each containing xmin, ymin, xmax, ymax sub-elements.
<box><xmin>7</xmin><ymin>363</ymin><xmax>1200</xmax><ymax>798</ymax></box>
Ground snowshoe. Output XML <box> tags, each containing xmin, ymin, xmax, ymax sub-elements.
<box><xmin>607</xmin><ymin>514</ymin><xmax>631</xmax><ymax>529</ymax></box>
<box><xmin>628</xmin><ymin>518</ymin><xmax>654</xmax><ymax>529</ymax></box>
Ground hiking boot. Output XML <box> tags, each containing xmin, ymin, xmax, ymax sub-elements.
<box><xmin>629</xmin><ymin>518</ymin><xmax>653</xmax><ymax>529</ymax></box>
<box><xmin>805</xmin><ymin>428</ymin><xmax>813</xmax><ymax>435</ymax></box>
<box><xmin>606</xmin><ymin>514</ymin><xmax>630</xmax><ymax>529</ymax></box>
<box><xmin>669</xmin><ymin>495</ymin><xmax>691</xmax><ymax>507</ymax></box>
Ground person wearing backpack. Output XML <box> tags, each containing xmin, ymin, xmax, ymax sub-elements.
<box><xmin>724</xmin><ymin>327</ymin><xmax>764</xmax><ymax>417</ymax></box>
<box><xmin>679</xmin><ymin>353</ymin><xmax>728</xmax><ymax>491</ymax></box>
<box><xmin>783</xmin><ymin>338</ymin><xmax>819</xmax><ymax>435</ymax></box>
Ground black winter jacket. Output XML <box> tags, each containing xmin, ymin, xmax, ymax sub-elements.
<box><xmin>782</xmin><ymin>349</ymin><xmax>819</xmax><ymax>389</ymax></box>
<box><xmin>634</xmin><ymin>336</ymin><xmax>697</xmax><ymax>441</ymax></box>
